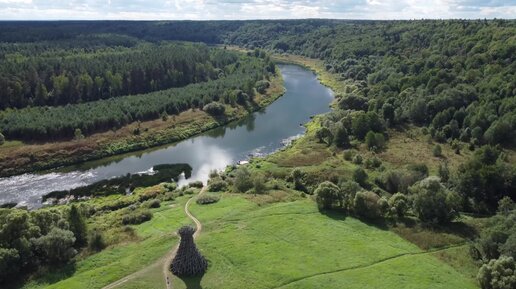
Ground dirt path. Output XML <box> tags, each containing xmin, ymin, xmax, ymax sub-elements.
<box><xmin>102</xmin><ymin>187</ymin><xmax>206</xmax><ymax>289</ymax></box>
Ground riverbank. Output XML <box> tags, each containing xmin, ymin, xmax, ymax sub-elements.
<box><xmin>0</xmin><ymin>72</ymin><xmax>284</xmax><ymax>178</ymax></box>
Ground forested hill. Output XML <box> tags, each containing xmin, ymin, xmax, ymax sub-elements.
<box><xmin>1</xmin><ymin>20</ymin><xmax>514</xmax><ymax>147</ymax></box>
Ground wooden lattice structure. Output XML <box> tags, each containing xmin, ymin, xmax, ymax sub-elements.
<box><xmin>170</xmin><ymin>226</ymin><xmax>208</xmax><ymax>276</ymax></box>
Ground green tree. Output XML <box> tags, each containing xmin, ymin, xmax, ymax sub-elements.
<box><xmin>68</xmin><ymin>205</ymin><xmax>87</xmax><ymax>247</ymax></box>
<box><xmin>410</xmin><ymin>177</ymin><xmax>461</xmax><ymax>224</ymax></box>
<box><xmin>353</xmin><ymin>167</ymin><xmax>368</xmax><ymax>187</ymax></box>
<box><xmin>32</xmin><ymin>227</ymin><xmax>77</xmax><ymax>265</ymax></box>
<box><xmin>233</xmin><ymin>167</ymin><xmax>253</xmax><ymax>193</ymax></box>
<box><xmin>433</xmin><ymin>144</ymin><xmax>442</xmax><ymax>157</ymax></box>
<box><xmin>477</xmin><ymin>256</ymin><xmax>516</xmax><ymax>289</ymax></box>
<box><xmin>315</xmin><ymin>181</ymin><xmax>342</xmax><ymax>210</ymax></box>
<box><xmin>388</xmin><ymin>193</ymin><xmax>409</xmax><ymax>218</ymax></box>
<box><xmin>353</xmin><ymin>191</ymin><xmax>382</xmax><ymax>219</ymax></box>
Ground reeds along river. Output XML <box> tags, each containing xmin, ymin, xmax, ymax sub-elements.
<box><xmin>0</xmin><ymin>64</ymin><xmax>334</xmax><ymax>209</ymax></box>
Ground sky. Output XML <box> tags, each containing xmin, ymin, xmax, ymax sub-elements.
<box><xmin>0</xmin><ymin>0</ymin><xmax>515</xmax><ymax>20</ymax></box>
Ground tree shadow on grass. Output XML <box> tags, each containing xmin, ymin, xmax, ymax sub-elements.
<box><xmin>318</xmin><ymin>208</ymin><xmax>347</xmax><ymax>221</ymax></box>
<box><xmin>5</xmin><ymin>263</ymin><xmax>76</xmax><ymax>289</ymax></box>
<box><xmin>177</xmin><ymin>273</ymin><xmax>205</xmax><ymax>289</ymax></box>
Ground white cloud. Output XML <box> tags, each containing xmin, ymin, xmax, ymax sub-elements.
<box><xmin>0</xmin><ymin>0</ymin><xmax>514</xmax><ymax>19</ymax></box>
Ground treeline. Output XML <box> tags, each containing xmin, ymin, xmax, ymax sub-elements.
<box><xmin>0</xmin><ymin>52</ymin><xmax>274</xmax><ymax>140</ymax></box>
<box><xmin>0</xmin><ymin>205</ymin><xmax>89</xmax><ymax>283</ymax></box>
<box><xmin>0</xmin><ymin>42</ymin><xmax>237</xmax><ymax>109</ymax></box>
<box><xmin>226</xmin><ymin>19</ymin><xmax>516</xmax><ymax>147</ymax></box>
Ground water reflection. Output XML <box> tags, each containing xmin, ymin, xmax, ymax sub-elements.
<box><xmin>0</xmin><ymin>65</ymin><xmax>334</xmax><ymax>208</ymax></box>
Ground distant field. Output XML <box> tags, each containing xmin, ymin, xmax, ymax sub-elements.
<box><xmin>173</xmin><ymin>194</ymin><xmax>478</xmax><ymax>289</ymax></box>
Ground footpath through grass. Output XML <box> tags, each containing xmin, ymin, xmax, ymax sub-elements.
<box><xmin>172</xmin><ymin>194</ymin><xmax>478</xmax><ymax>289</ymax></box>
<box><xmin>22</xmin><ymin>197</ymin><xmax>192</xmax><ymax>289</ymax></box>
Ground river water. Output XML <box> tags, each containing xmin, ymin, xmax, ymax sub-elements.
<box><xmin>0</xmin><ymin>65</ymin><xmax>334</xmax><ymax>208</ymax></box>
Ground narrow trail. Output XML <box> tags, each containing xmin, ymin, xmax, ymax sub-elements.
<box><xmin>102</xmin><ymin>187</ymin><xmax>206</xmax><ymax>289</ymax></box>
<box><xmin>272</xmin><ymin>243</ymin><xmax>468</xmax><ymax>289</ymax></box>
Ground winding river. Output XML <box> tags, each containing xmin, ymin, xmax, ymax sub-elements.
<box><xmin>0</xmin><ymin>64</ymin><xmax>334</xmax><ymax>208</ymax></box>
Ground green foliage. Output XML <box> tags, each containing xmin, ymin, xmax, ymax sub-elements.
<box><xmin>207</xmin><ymin>178</ymin><xmax>228</xmax><ymax>192</ymax></box>
<box><xmin>315</xmin><ymin>181</ymin><xmax>342</xmax><ymax>210</ymax></box>
<box><xmin>87</xmin><ymin>229</ymin><xmax>106</xmax><ymax>252</ymax></box>
<box><xmin>353</xmin><ymin>167</ymin><xmax>368</xmax><ymax>186</ymax></box>
<box><xmin>255</xmin><ymin>80</ymin><xmax>270</xmax><ymax>94</ymax></box>
<box><xmin>410</xmin><ymin>177</ymin><xmax>461</xmax><ymax>224</ymax></box>
<box><xmin>68</xmin><ymin>205</ymin><xmax>87</xmax><ymax>247</ymax></box>
<box><xmin>196</xmin><ymin>195</ymin><xmax>220</xmax><ymax>205</ymax></box>
<box><xmin>477</xmin><ymin>256</ymin><xmax>516</xmax><ymax>289</ymax></box>
<box><xmin>456</xmin><ymin>145</ymin><xmax>516</xmax><ymax>211</ymax></box>
<box><xmin>353</xmin><ymin>191</ymin><xmax>383</xmax><ymax>219</ymax></box>
<box><xmin>388</xmin><ymin>193</ymin><xmax>409</xmax><ymax>218</ymax></box>
<box><xmin>365</xmin><ymin>131</ymin><xmax>385</xmax><ymax>151</ymax></box>
<box><xmin>233</xmin><ymin>167</ymin><xmax>253</xmax><ymax>193</ymax></box>
<box><xmin>203</xmin><ymin>102</ymin><xmax>226</xmax><ymax>116</ymax></box>
<box><xmin>0</xmin><ymin>49</ymin><xmax>270</xmax><ymax>140</ymax></box>
<box><xmin>32</xmin><ymin>227</ymin><xmax>77</xmax><ymax>265</ymax></box>
<box><xmin>251</xmin><ymin>173</ymin><xmax>267</xmax><ymax>194</ymax></box>
<box><xmin>433</xmin><ymin>144</ymin><xmax>442</xmax><ymax>157</ymax></box>
<box><xmin>121</xmin><ymin>209</ymin><xmax>153</xmax><ymax>225</ymax></box>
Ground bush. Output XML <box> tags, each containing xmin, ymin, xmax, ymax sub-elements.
<box><xmin>353</xmin><ymin>191</ymin><xmax>382</xmax><ymax>219</ymax></box>
<box><xmin>353</xmin><ymin>167</ymin><xmax>368</xmax><ymax>186</ymax></box>
<box><xmin>252</xmin><ymin>173</ymin><xmax>267</xmax><ymax>194</ymax></box>
<box><xmin>188</xmin><ymin>181</ymin><xmax>204</xmax><ymax>188</ymax></box>
<box><xmin>122</xmin><ymin>209</ymin><xmax>153</xmax><ymax>225</ymax></box>
<box><xmin>343</xmin><ymin>150</ymin><xmax>354</xmax><ymax>161</ymax></box>
<box><xmin>203</xmin><ymin>102</ymin><xmax>226</xmax><ymax>116</ymax></box>
<box><xmin>196</xmin><ymin>195</ymin><xmax>220</xmax><ymax>205</ymax></box>
<box><xmin>0</xmin><ymin>132</ymin><xmax>4</xmax><ymax>145</ymax></box>
<box><xmin>388</xmin><ymin>193</ymin><xmax>409</xmax><ymax>218</ymax></box>
<box><xmin>352</xmin><ymin>154</ymin><xmax>363</xmax><ymax>164</ymax></box>
<box><xmin>88</xmin><ymin>229</ymin><xmax>106</xmax><ymax>252</ymax></box>
<box><xmin>145</xmin><ymin>199</ymin><xmax>161</xmax><ymax>208</ymax></box>
<box><xmin>233</xmin><ymin>167</ymin><xmax>253</xmax><ymax>193</ymax></box>
<box><xmin>32</xmin><ymin>227</ymin><xmax>77</xmax><ymax>264</ymax></box>
<box><xmin>365</xmin><ymin>131</ymin><xmax>386</xmax><ymax>151</ymax></box>
<box><xmin>255</xmin><ymin>80</ymin><xmax>270</xmax><ymax>94</ymax></box>
<box><xmin>477</xmin><ymin>256</ymin><xmax>516</xmax><ymax>289</ymax></box>
<box><xmin>208</xmin><ymin>178</ymin><xmax>228</xmax><ymax>192</ymax></box>
<box><xmin>365</xmin><ymin>157</ymin><xmax>382</xmax><ymax>169</ymax></box>
<box><xmin>433</xmin><ymin>144</ymin><xmax>442</xmax><ymax>157</ymax></box>
<box><xmin>315</xmin><ymin>181</ymin><xmax>342</xmax><ymax>210</ymax></box>
<box><xmin>410</xmin><ymin>177</ymin><xmax>461</xmax><ymax>224</ymax></box>
<box><xmin>163</xmin><ymin>182</ymin><xmax>177</xmax><ymax>192</ymax></box>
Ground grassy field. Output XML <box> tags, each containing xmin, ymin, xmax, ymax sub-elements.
<box><xmin>170</xmin><ymin>194</ymin><xmax>478</xmax><ymax>289</ymax></box>
<box><xmin>22</xmin><ymin>197</ymin><xmax>193</xmax><ymax>289</ymax></box>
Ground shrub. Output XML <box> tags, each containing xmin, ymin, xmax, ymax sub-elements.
<box><xmin>343</xmin><ymin>150</ymin><xmax>354</xmax><ymax>161</ymax></box>
<box><xmin>163</xmin><ymin>182</ymin><xmax>177</xmax><ymax>192</ymax></box>
<box><xmin>315</xmin><ymin>181</ymin><xmax>342</xmax><ymax>210</ymax></box>
<box><xmin>353</xmin><ymin>167</ymin><xmax>368</xmax><ymax>186</ymax></box>
<box><xmin>365</xmin><ymin>131</ymin><xmax>386</xmax><ymax>151</ymax></box>
<box><xmin>88</xmin><ymin>229</ymin><xmax>106</xmax><ymax>252</ymax></box>
<box><xmin>353</xmin><ymin>191</ymin><xmax>382</xmax><ymax>219</ymax></box>
<box><xmin>290</xmin><ymin>168</ymin><xmax>306</xmax><ymax>191</ymax></box>
<box><xmin>365</xmin><ymin>157</ymin><xmax>382</xmax><ymax>169</ymax></box>
<box><xmin>477</xmin><ymin>256</ymin><xmax>516</xmax><ymax>289</ymax></box>
<box><xmin>145</xmin><ymin>199</ymin><xmax>161</xmax><ymax>208</ymax></box>
<box><xmin>122</xmin><ymin>209</ymin><xmax>153</xmax><ymax>225</ymax></box>
<box><xmin>189</xmin><ymin>181</ymin><xmax>204</xmax><ymax>188</ymax></box>
<box><xmin>196</xmin><ymin>195</ymin><xmax>220</xmax><ymax>205</ymax></box>
<box><xmin>433</xmin><ymin>144</ymin><xmax>442</xmax><ymax>157</ymax></box>
<box><xmin>352</xmin><ymin>154</ymin><xmax>363</xmax><ymax>164</ymax></box>
<box><xmin>410</xmin><ymin>177</ymin><xmax>461</xmax><ymax>224</ymax></box>
<box><xmin>32</xmin><ymin>227</ymin><xmax>77</xmax><ymax>264</ymax></box>
<box><xmin>255</xmin><ymin>80</ymin><xmax>270</xmax><ymax>94</ymax></box>
<box><xmin>233</xmin><ymin>167</ymin><xmax>253</xmax><ymax>193</ymax></box>
<box><xmin>208</xmin><ymin>178</ymin><xmax>228</xmax><ymax>192</ymax></box>
<box><xmin>203</xmin><ymin>102</ymin><xmax>226</xmax><ymax>116</ymax></box>
<box><xmin>388</xmin><ymin>193</ymin><xmax>409</xmax><ymax>218</ymax></box>
<box><xmin>0</xmin><ymin>132</ymin><xmax>4</xmax><ymax>145</ymax></box>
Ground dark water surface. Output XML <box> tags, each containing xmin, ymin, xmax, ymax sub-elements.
<box><xmin>0</xmin><ymin>65</ymin><xmax>334</xmax><ymax>208</ymax></box>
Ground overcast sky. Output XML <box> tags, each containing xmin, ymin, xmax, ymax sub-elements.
<box><xmin>0</xmin><ymin>0</ymin><xmax>515</xmax><ymax>20</ymax></box>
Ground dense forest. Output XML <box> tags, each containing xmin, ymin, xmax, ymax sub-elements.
<box><xmin>0</xmin><ymin>42</ymin><xmax>274</xmax><ymax>140</ymax></box>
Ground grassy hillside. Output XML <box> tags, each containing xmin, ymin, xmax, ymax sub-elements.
<box><xmin>169</xmin><ymin>194</ymin><xmax>478</xmax><ymax>289</ymax></box>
